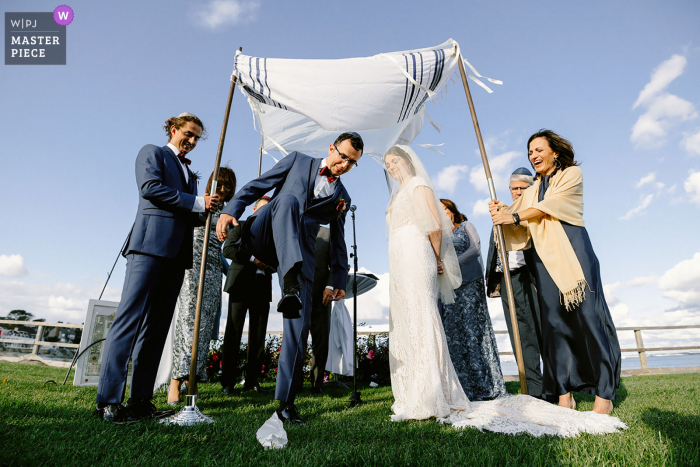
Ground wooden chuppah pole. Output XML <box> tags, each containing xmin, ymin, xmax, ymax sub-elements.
<box><xmin>456</xmin><ymin>56</ymin><xmax>528</xmax><ymax>395</ymax></box>
<box><xmin>188</xmin><ymin>47</ymin><xmax>242</xmax><ymax>397</ymax></box>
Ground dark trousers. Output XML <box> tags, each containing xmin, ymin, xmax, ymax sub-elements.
<box><xmin>221</xmin><ymin>298</ymin><xmax>270</xmax><ymax>388</ymax></box>
<box><xmin>308</xmin><ymin>292</ymin><xmax>332</xmax><ymax>389</ymax></box>
<box><xmin>97</xmin><ymin>253</ymin><xmax>185</xmax><ymax>404</ymax></box>
<box><xmin>245</xmin><ymin>194</ymin><xmax>303</xmax><ymax>280</ymax></box>
<box><xmin>275</xmin><ymin>275</ymin><xmax>313</xmax><ymax>404</ymax></box>
<box><xmin>501</xmin><ymin>267</ymin><xmax>544</xmax><ymax>398</ymax></box>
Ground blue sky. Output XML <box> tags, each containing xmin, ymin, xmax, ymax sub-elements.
<box><xmin>1</xmin><ymin>0</ymin><xmax>699</xmax><ymax>358</ymax></box>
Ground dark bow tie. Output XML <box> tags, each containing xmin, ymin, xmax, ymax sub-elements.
<box><xmin>320</xmin><ymin>165</ymin><xmax>337</xmax><ymax>183</ymax></box>
<box><xmin>177</xmin><ymin>151</ymin><xmax>192</xmax><ymax>166</ymax></box>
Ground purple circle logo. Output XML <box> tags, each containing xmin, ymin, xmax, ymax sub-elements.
<box><xmin>53</xmin><ymin>5</ymin><xmax>74</xmax><ymax>26</ymax></box>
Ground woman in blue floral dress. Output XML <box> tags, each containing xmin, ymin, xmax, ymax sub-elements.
<box><xmin>439</xmin><ymin>199</ymin><xmax>506</xmax><ymax>401</ymax></box>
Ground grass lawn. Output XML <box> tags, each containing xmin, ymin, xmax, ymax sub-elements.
<box><xmin>0</xmin><ymin>363</ymin><xmax>698</xmax><ymax>466</ymax></box>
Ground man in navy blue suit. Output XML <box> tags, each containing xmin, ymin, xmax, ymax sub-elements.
<box><xmin>95</xmin><ymin>113</ymin><xmax>219</xmax><ymax>423</ymax></box>
<box><xmin>216</xmin><ymin>132</ymin><xmax>363</xmax><ymax>424</ymax></box>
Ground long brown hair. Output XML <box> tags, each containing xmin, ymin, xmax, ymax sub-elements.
<box><xmin>527</xmin><ymin>129</ymin><xmax>579</xmax><ymax>179</ymax></box>
<box><xmin>440</xmin><ymin>198</ymin><xmax>467</xmax><ymax>223</ymax></box>
<box><xmin>205</xmin><ymin>166</ymin><xmax>236</xmax><ymax>203</ymax></box>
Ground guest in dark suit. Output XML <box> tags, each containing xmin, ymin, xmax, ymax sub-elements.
<box><xmin>485</xmin><ymin>167</ymin><xmax>545</xmax><ymax>399</ymax></box>
<box><xmin>216</xmin><ymin>132</ymin><xmax>363</xmax><ymax>425</ymax></box>
<box><xmin>308</xmin><ymin>226</ymin><xmax>334</xmax><ymax>394</ymax></box>
<box><xmin>95</xmin><ymin>113</ymin><xmax>219</xmax><ymax>423</ymax></box>
<box><xmin>220</xmin><ymin>196</ymin><xmax>274</xmax><ymax>394</ymax></box>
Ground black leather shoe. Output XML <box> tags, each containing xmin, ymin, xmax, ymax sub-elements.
<box><xmin>222</xmin><ymin>386</ymin><xmax>236</xmax><ymax>395</ymax></box>
<box><xmin>94</xmin><ymin>403</ymin><xmax>128</xmax><ymax>423</ymax></box>
<box><xmin>276</xmin><ymin>404</ymin><xmax>305</xmax><ymax>425</ymax></box>
<box><xmin>124</xmin><ymin>398</ymin><xmax>175</xmax><ymax>422</ymax></box>
<box><xmin>277</xmin><ymin>285</ymin><xmax>302</xmax><ymax>319</ymax></box>
<box><xmin>310</xmin><ymin>387</ymin><xmax>323</xmax><ymax>395</ymax></box>
<box><xmin>243</xmin><ymin>383</ymin><xmax>270</xmax><ymax>393</ymax></box>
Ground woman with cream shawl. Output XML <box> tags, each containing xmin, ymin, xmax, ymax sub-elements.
<box><xmin>489</xmin><ymin>130</ymin><xmax>621</xmax><ymax>415</ymax></box>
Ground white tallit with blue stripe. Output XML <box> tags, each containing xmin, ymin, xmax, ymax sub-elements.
<box><xmin>232</xmin><ymin>39</ymin><xmax>499</xmax><ymax>159</ymax></box>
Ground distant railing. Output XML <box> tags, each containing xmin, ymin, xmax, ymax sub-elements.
<box><xmin>2</xmin><ymin>320</ymin><xmax>699</xmax><ymax>377</ymax></box>
<box><xmin>0</xmin><ymin>320</ymin><xmax>82</xmax><ymax>367</ymax></box>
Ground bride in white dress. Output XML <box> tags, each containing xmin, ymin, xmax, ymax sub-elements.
<box><xmin>384</xmin><ymin>145</ymin><xmax>626</xmax><ymax>437</ymax></box>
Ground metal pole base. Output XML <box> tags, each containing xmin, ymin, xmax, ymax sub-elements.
<box><xmin>345</xmin><ymin>391</ymin><xmax>363</xmax><ymax>410</ymax></box>
<box><xmin>160</xmin><ymin>395</ymin><xmax>214</xmax><ymax>426</ymax></box>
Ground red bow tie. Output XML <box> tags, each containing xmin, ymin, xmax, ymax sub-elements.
<box><xmin>320</xmin><ymin>166</ymin><xmax>336</xmax><ymax>183</ymax></box>
<box><xmin>177</xmin><ymin>151</ymin><xmax>192</xmax><ymax>166</ymax></box>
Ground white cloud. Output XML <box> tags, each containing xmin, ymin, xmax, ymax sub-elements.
<box><xmin>626</xmin><ymin>275</ymin><xmax>657</xmax><ymax>287</ymax></box>
<box><xmin>620</xmin><ymin>194</ymin><xmax>654</xmax><ymax>220</ymax></box>
<box><xmin>0</xmin><ymin>277</ymin><xmax>121</xmax><ymax>323</ymax></box>
<box><xmin>685</xmin><ymin>170</ymin><xmax>700</xmax><ymax>205</ymax></box>
<box><xmin>472</xmin><ymin>198</ymin><xmax>491</xmax><ymax>217</ymax></box>
<box><xmin>631</xmin><ymin>94</ymin><xmax>697</xmax><ymax>148</ymax></box>
<box><xmin>633</xmin><ymin>54</ymin><xmax>687</xmax><ymax>109</ymax></box>
<box><xmin>0</xmin><ymin>254</ymin><xmax>28</xmax><ymax>277</ymax></box>
<box><xmin>434</xmin><ymin>165</ymin><xmax>469</xmax><ymax>194</ymax></box>
<box><xmin>468</xmin><ymin>151</ymin><xmax>520</xmax><ymax>195</ymax></box>
<box><xmin>194</xmin><ymin>0</ymin><xmax>260</xmax><ymax>29</ymax></box>
<box><xmin>682</xmin><ymin>128</ymin><xmax>700</xmax><ymax>156</ymax></box>
<box><xmin>635</xmin><ymin>172</ymin><xmax>656</xmax><ymax>188</ymax></box>
<box><xmin>630</xmin><ymin>54</ymin><xmax>697</xmax><ymax>148</ymax></box>
<box><xmin>658</xmin><ymin>251</ymin><xmax>700</xmax><ymax>306</ymax></box>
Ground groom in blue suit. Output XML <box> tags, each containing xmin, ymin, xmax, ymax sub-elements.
<box><xmin>95</xmin><ymin>113</ymin><xmax>219</xmax><ymax>423</ymax></box>
<box><xmin>216</xmin><ymin>132</ymin><xmax>363</xmax><ymax>424</ymax></box>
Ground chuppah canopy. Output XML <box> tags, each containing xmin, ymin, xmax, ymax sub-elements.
<box><xmin>231</xmin><ymin>39</ymin><xmax>501</xmax><ymax>159</ymax></box>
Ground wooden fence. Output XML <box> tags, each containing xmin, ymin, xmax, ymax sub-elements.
<box><xmin>1</xmin><ymin>320</ymin><xmax>699</xmax><ymax>377</ymax></box>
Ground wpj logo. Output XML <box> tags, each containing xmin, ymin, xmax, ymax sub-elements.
<box><xmin>5</xmin><ymin>7</ymin><xmax>72</xmax><ymax>65</ymax></box>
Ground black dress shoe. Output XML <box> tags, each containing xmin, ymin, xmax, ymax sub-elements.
<box><xmin>124</xmin><ymin>398</ymin><xmax>175</xmax><ymax>422</ymax></box>
<box><xmin>94</xmin><ymin>403</ymin><xmax>128</xmax><ymax>423</ymax></box>
<box><xmin>310</xmin><ymin>387</ymin><xmax>323</xmax><ymax>395</ymax></box>
<box><xmin>277</xmin><ymin>285</ymin><xmax>302</xmax><ymax>319</ymax></box>
<box><xmin>276</xmin><ymin>404</ymin><xmax>305</xmax><ymax>425</ymax></box>
<box><xmin>222</xmin><ymin>386</ymin><xmax>236</xmax><ymax>395</ymax></box>
<box><xmin>243</xmin><ymin>383</ymin><xmax>270</xmax><ymax>393</ymax></box>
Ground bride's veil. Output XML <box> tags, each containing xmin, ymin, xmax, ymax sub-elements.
<box><xmin>383</xmin><ymin>145</ymin><xmax>462</xmax><ymax>304</ymax></box>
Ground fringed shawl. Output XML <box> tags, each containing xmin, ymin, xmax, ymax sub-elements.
<box><xmin>500</xmin><ymin>166</ymin><xmax>587</xmax><ymax>311</ymax></box>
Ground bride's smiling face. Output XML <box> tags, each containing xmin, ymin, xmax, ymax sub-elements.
<box><xmin>384</xmin><ymin>153</ymin><xmax>413</xmax><ymax>181</ymax></box>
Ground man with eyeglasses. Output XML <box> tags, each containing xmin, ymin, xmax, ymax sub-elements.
<box><xmin>216</xmin><ymin>132</ymin><xmax>363</xmax><ymax>425</ymax></box>
<box><xmin>95</xmin><ymin>113</ymin><xmax>220</xmax><ymax>423</ymax></box>
<box><xmin>485</xmin><ymin>167</ymin><xmax>549</xmax><ymax>401</ymax></box>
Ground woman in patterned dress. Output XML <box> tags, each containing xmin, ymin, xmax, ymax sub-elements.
<box><xmin>168</xmin><ymin>167</ymin><xmax>236</xmax><ymax>404</ymax></box>
<box><xmin>440</xmin><ymin>199</ymin><xmax>507</xmax><ymax>401</ymax></box>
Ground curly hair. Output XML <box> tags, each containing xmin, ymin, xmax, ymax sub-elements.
<box><xmin>163</xmin><ymin>115</ymin><xmax>207</xmax><ymax>142</ymax></box>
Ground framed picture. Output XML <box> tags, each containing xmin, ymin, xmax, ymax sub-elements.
<box><xmin>73</xmin><ymin>299</ymin><xmax>132</xmax><ymax>387</ymax></box>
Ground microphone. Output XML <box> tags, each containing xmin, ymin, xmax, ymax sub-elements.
<box><xmin>350</xmin><ymin>205</ymin><xmax>357</xmax><ymax>212</ymax></box>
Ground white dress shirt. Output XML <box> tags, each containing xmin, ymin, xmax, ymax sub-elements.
<box><xmin>313</xmin><ymin>158</ymin><xmax>338</xmax><ymax>199</ymax></box>
<box><xmin>508</xmin><ymin>250</ymin><xmax>527</xmax><ymax>270</ymax></box>
<box><xmin>167</xmin><ymin>143</ymin><xmax>205</xmax><ymax>212</ymax></box>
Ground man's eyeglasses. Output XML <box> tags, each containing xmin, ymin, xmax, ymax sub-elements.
<box><xmin>334</xmin><ymin>145</ymin><xmax>359</xmax><ymax>168</ymax></box>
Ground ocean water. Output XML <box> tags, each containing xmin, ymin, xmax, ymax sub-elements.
<box><xmin>500</xmin><ymin>352</ymin><xmax>700</xmax><ymax>377</ymax></box>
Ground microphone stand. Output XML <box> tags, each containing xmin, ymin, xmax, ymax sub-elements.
<box><xmin>346</xmin><ymin>205</ymin><xmax>363</xmax><ymax>409</ymax></box>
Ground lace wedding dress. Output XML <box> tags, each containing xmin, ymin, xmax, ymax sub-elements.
<box><xmin>387</xmin><ymin>171</ymin><xmax>626</xmax><ymax>437</ymax></box>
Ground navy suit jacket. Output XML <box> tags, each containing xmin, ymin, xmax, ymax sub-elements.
<box><xmin>223</xmin><ymin>152</ymin><xmax>350</xmax><ymax>290</ymax></box>
<box><xmin>122</xmin><ymin>144</ymin><xmax>204</xmax><ymax>267</ymax></box>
